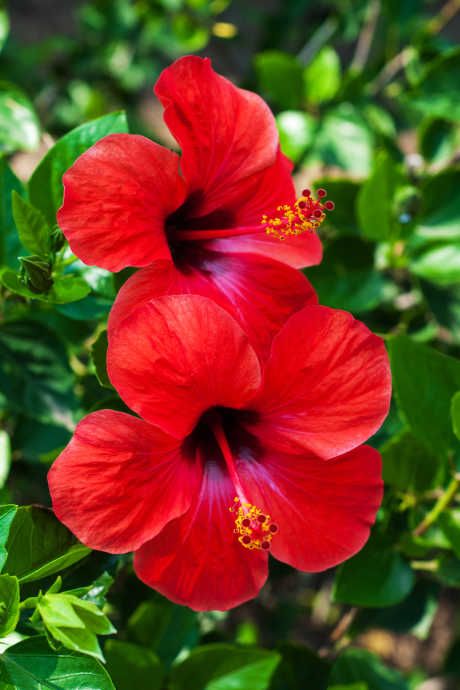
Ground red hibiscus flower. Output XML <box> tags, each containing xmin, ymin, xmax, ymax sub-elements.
<box><xmin>57</xmin><ymin>56</ymin><xmax>330</xmax><ymax>357</ymax></box>
<box><xmin>48</xmin><ymin>295</ymin><xmax>391</xmax><ymax>611</ymax></box>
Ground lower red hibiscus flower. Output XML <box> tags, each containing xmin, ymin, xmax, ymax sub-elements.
<box><xmin>48</xmin><ymin>296</ymin><xmax>391</xmax><ymax>611</ymax></box>
<box><xmin>57</xmin><ymin>55</ymin><xmax>331</xmax><ymax>358</ymax></box>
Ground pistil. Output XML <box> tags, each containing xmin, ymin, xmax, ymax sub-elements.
<box><xmin>172</xmin><ymin>188</ymin><xmax>333</xmax><ymax>243</ymax></box>
<box><xmin>210</xmin><ymin>414</ymin><xmax>278</xmax><ymax>551</ymax></box>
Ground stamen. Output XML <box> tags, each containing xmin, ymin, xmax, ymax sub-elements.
<box><xmin>261</xmin><ymin>187</ymin><xmax>334</xmax><ymax>241</ymax></box>
<box><xmin>229</xmin><ymin>497</ymin><xmax>279</xmax><ymax>551</ymax></box>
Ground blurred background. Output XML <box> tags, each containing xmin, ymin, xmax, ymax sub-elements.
<box><xmin>1</xmin><ymin>2</ymin><xmax>460</xmax><ymax>689</ymax></box>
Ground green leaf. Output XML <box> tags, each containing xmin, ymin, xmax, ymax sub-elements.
<box><xmin>0</xmin><ymin>8</ymin><xmax>10</xmax><ymax>52</ymax></box>
<box><xmin>389</xmin><ymin>335</ymin><xmax>460</xmax><ymax>456</ymax></box>
<box><xmin>0</xmin><ymin>159</ymin><xmax>25</xmax><ymax>268</ymax></box>
<box><xmin>418</xmin><ymin>118</ymin><xmax>460</xmax><ymax>166</ymax></box>
<box><xmin>309</xmin><ymin>103</ymin><xmax>373</xmax><ymax>175</ymax></box>
<box><xmin>328</xmin><ymin>685</ymin><xmax>368</xmax><ymax>690</ymax></box>
<box><xmin>407</xmin><ymin>48</ymin><xmax>460</xmax><ymax>122</ymax></box>
<box><xmin>171</xmin><ymin>644</ymin><xmax>280</xmax><ymax>690</ymax></box>
<box><xmin>420</xmin><ymin>280</ymin><xmax>460</xmax><ymax>344</ymax></box>
<box><xmin>381</xmin><ymin>429</ymin><xmax>445</xmax><ymax>493</ymax></box>
<box><xmin>0</xmin><ymin>320</ymin><xmax>77</xmax><ymax>423</ymax></box>
<box><xmin>357</xmin><ymin>151</ymin><xmax>399</xmax><ymax>241</ymax></box>
<box><xmin>329</xmin><ymin>648</ymin><xmax>408</xmax><ymax>690</ymax></box>
<box><xmin>0</xmin><ymin>429</ymin><xmax>11</xmax><ymax>489</ymax></box>
<box><xmin>105</xmin><ymin>640</ymin><xmax>164</xmax><ymax>690</ymax></box>
<box><xmin>11</xmin><ymin>193</ymin><xmax>50</xmax><ymax>256</ymax></box>
<box><xmin>0</xmin><ymin>636</ymin><xmax>115</xmax><ymax>690</ymax></box>
<box><xmin>36</xmin><ymin>588</ymin><xmax>116</xmax><ymax>663</ymax></box>
<box><xmin>410</xmin><ymin>243</ymin><xmax>460</xmax><ymax>286</ymax></box>
<box><xmin>452</xmin><ymin>391</ymin><xmax>460</xmax><ymax>440</ymax></box>
<box><xmin>0</xmin><ymin>83</ymin><xmax>40</xmax><ymax>153</ymax></box>
<box><xmin>128</xmin><ymin>597</ymin><xmax>199</xmax><ymax>667</ymax></box>
<box><xmin>270</xmin><ymin>643</ymin><xmax>329</xmax><ymax>690</ymax></box>
<box><xmin>303</xmin><ymin>46</ymin><xmax>341</xmax><ymax>105</ymax></box>
<box><xmin>333</xmin><ymin>536</ymin><xmax>414</xmax><ymax>607</ymax></box>
<box><xmin>91</xmin><ymin>330</ymin><xmax>112</xmax><ymax>389</ymax></box>
<box><xmin>307</xmin><ymin>237</ymin><xmax>388</xmax><ymax>313</ymax></box>
<box><xmin>439</xmin><ymin>509</ymin><xmax>460</xmax><ymax>559</ymax></box>
<box><xmin>28</xmin><ymin>111</ymin><xmax>128</xmax><ymax>225</ymax></box>
<box><xmin>0</xmin><ymin>574</ymin><xmax>19</xmax><ymax>637</ymax></box>
<box><xmin>313</xmin><ymin>178</ymin><xmax>360</xmax><ymax>235</ymax></box>
<box><xmin>4</xmin><ymin>505</ymin><xmax>90</xmax><ymax>583</ymax></box>
<box><xmin>276</xmin><ymin>111</ymin><xmax>316</xmax><ymax>163</ymax></box>
<box><xmin>255</xmin><ymin>51</ymin><xmax>303</xmax><ymax>109</ymax></box>
<box><xmin>413</xmin><ymin>168</ymin><xmax>460</xmax><ymax>243</ymax></box>
<box><xmin>0</xmin><ymin>269</ymin><xmax>91</xmax><ymax>303</ymax></box>
<box><xmin>0</xmin><ymin>506</ymin><xmax>17</xmax><ymax>571</ymax></box>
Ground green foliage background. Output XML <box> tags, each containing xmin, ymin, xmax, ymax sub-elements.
<box><xmin>0</xmin><ymin>0</ymin><xmax>459</xmax><ymax>688</ymax></box>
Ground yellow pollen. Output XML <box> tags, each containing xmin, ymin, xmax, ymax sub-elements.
<box><xmin>229</xmin><ymin>497</ymin><xmax>278</xmax><ymax>551</ymax></box>
<box><xmin>261</xmin><ymin>189</ymin><xmax>333</xmax><ymax>241</ymax></box>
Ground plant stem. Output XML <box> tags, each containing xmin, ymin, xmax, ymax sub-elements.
<box><xmin>413</xmin><ymin>476</ymin><xmax>459</xmax><ymax>537</ymax></box>
<box><xmin>351</xmin><ymin>0</ymin><xmax>381</xmax><ymax>72</ymax></box>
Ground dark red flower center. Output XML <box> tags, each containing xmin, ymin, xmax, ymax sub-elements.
<box><xmin>182</xmin><ymin>407</ymin><xmax>278</xmax><ymax>551</ymax></box>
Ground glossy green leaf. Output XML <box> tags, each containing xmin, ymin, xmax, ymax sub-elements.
<box><xmin>105</xmin><ymin>640</ymin><xmax>164</xmax><ymax>690</ymax></box>
<box><xmin>439</xmin><ymin>509</ymin><xmax>460</xmax><ymax>558</ymax></box>
<box><xmin>276</xmin><ymin>110</ymin><xmax>316</xmax><ymax>163</ymax></box>
<box><xmin>0</xmin><ymin>320</ymin><xmax>77</xmax><ymax>423</ymax></box>
<box><xmin>255</xmin><ymin>51</ymin><xmax>303</xmax><ymax>109</ymax></box>
<box><xmin>0</xmin><ymin>506</ymin><xmax>17</xmax><ymax>571</ymax></box>
<box><xmin>0</xmin><ymin>82</ymin><xmax>40</xmax><ymax>153</ymax></box>
<box><xmin>410</xmin><ymin>243</ymin><xmax>460</xmax><ymax>286</ymax></box>
<box><xmin>4</xmin><ymin>505</ymin><xmax>90</xmax><ymax>583</ymax></box>
<box><xmin>0</xmin><ymin>159</ymin><xmax>25</xmax><ymax>268</ymax></box>
<box><xmin>28</xmin><ymin>110</ymin><xmax>129</xmax><ymax>225</ymax></box>
<box><xmin>0</xmin><ymin>574</ymin><xmax>19</xmax><ymax>637</ymax></box>
<box><xmin>11</xmin><ymin>192</ymin><xmax>50</xmax><ymax>256</ymax></box>
<box><xmin>128</xmin><ymin>597</ymin><xmax>199</xmax><ymax>667</ymax></box>
<box><xmin>307</xmin><ymin>237</ymin><xmax>388</xmax><ymax>313</ymax></box>
<box><xmin>389</xmin><ymin>335</ymin><xmax>460</xmax><ymax>456</ymax></box>
<box><xmin>413</xmin><ymin>168</ymin><xmax>460</xmax><ymax>243</ymax></box>
<box><xmin>329</xmin><ymin>648</ymin><xmax>408</xmax><ymax>690</ymax></box>
<box><xmin>309</xmin><ymin>104</ymin><xmax>373</xmax><ymax>175</ymax></box>
<box><xmin>357</xmin><ymin>151</ymin><xmax>399</xmax><ymax>241</ymax></box>
<box><xmin>452</xmin><ymin>391</ymin><xmax>460</xmax><ymax>440</ymax></box>
<box><xmin>333</xmin><ymin>536</ymin><xmax>414</xmax><ymax>607</ymax></box>
<box><xmin>303</xmin><ymin>46</ymin><xmax>341</xmax><ymax>105</ymax></box>
<box><xmin>408</xmin><ymin>48</ymin><xmax>460</xmax><ymax>122</ymax></box>
<box><xmin>171</xmin><ymin>644</ymin><xmax>280</xmax><ymax>690</ymax></box>
<box><xmin>0</xmin><ymin>429</ymin><xmax>11</xmax><ymax>489</ymax></box>
<box><xmin>0</xmin><ymin>636</ymin><xmax>115</xmax><ymax>690</ymax></box>
<box><xmin>313</xmin><ymin>178</ymin><xmax>360</xmax><ymax>235</ymax></box>
<box><xmin>418</xmin><ymin>118</ymin><xmax>460</xmax><ymax>166</ymax></box>
<box><xmin>382</xmin><ymin>429</ymin><xmax>445</xmax><ymax>493</ymax></box>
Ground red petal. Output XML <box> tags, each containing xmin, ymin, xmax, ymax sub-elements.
<box><xmin>58</xmin><ymin>134</ymin><xmax>185</xmax><ymax>272</ymax></box>
<box><xmin>48</xmin><ymin>410</ymin><xmax>200</xmax><ymax>553</ymax></box>
<box><xmin>255</xmin><ymin>305</ymin><xmax>391</xmax><ymax>459</ymax></box>
<box><xmin>134</xmin><ymin>463</ymin><xmax>268</xmax><ymax>611</ymax></box>
<box><xmin>239</xmin><ymin>445</ymin><xmax>383</xmax><ymax>572</ymax></box>
<box><xmin>107</xmin><ymin>295</ymin><xmax>262</xmax><ymax>439</ymax></box>
<box><xmin>211</xmin><ymin>230</ymin><xmax>323</xmax><ymax>270</ymax></box>
<box><xmin>155</xmin><ymin>56</ymin><xmax>278</xmax><ymax>217</ymax></box>
<box><xmin>208</xmin><ymin>151</ymin><xmax>323</xmax><ymax>269</ymax></box>
<box><xmin>109</xmin><ymin>252</ymin><xmax>317</xmax><ymax>360</ymax></box>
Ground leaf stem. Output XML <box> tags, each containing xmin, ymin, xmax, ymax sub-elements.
<box><xmin>413</xmin><ymin>477</ymin><xmax>459</xmax><ymax>537</ymax></box>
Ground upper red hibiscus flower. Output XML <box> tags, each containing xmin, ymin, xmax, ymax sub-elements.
<box><xmin>48</xmin><ymin>295</ymin><xmax>391</xmax><ymax>611</ymax></box>
<box><xmin>57</xmin><ymin>56</ymin><xmax>329</xmax><ymax>358</ymax></box>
